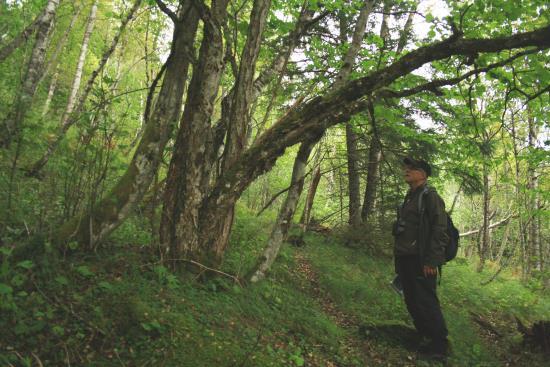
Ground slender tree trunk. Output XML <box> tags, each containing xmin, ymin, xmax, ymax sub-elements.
<box><xmin>526</xmin><ymin>111</ymin><xmax>540</xmax><ymax>273</ymax></box>
<box><xmin>361</xmin><ymin>131</ymin><xmax>382</xmax><ymax>222</ymax></box>
<box><xmin>62</xmin><ymin>0</ymin><xmax>99</xmax><ymax>131</ymax></box>
<box><xmin>249</xmin><ymin>139</ymin><xmax>317</xmax><ymax>282</ymax></box>
<box><xmin>0</xmin><ymin>1</ymin><xmax>52</xmax><ymax>62</ymax></box>
<box><xmin>29</xmin><ymin>0</ymin><xmax>143</xmax><ymax>175</ymax></box>
<box><xmin>55</xmin><ymin>3</ymin><xmax>199</xmax><ymax>247</ymax></box>
<box><xmin>0</xmin><ymin>0</ymin><xmax>60</xmax><ymax>147</ymax></box>
<box><xmin>339</xmin><ymin>0</ymin><xmax>376</xmax><ymax>227</ymax></box>
<box><xmin>300</xmin><ymin>162</ymin><xmax>322</xmax><ymax>230</ymax></box>
<box><xmin>41</xmin><ymin>2</ymin><xmax>83</xmax><ymax>114</ymax></box>
<box><xmin>477</xmin><ymin>162</ymin><xmax>490</xmax><ymax>272</ymax></box>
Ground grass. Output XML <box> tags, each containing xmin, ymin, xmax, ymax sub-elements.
<box><xmin>0</xmin><ymin>206</ymin><xmax>548</xmax><ymax>366</ymax></box>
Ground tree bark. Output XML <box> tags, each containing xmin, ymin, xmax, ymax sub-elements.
<box><xmin>0</xmin><ymin>1</ymin><xmax>50</xmax><ymax>62</ymax></box>
<box><xmin>160</xmin><ymin>0</ymin><xmax>230</xmax><ymax>266</ymax></box>
<box><xmin>55</xmin><ymin>2</ymin><xmax>199</xmax><ymax>247</ymax></box>
<box><xmin>249</xmin><ymin>138</ymin><xmax>317</xmax><ymax>282</ymax></box>
<box><xmin>361</xmin><ymin>133</ymin><xmax>382</xmax><ymax>222</ymax></box>
<box><xmin>0</xmin><ymin>0</ymin><xmax>60</xmax><ymax>148</ymax></box>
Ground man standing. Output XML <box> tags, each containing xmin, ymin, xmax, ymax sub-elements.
<box><xmin>393</xmin><ymin>157</ymin><xmax>449</xmax><ymax>360</ymax></box>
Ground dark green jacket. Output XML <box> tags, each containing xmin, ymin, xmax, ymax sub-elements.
<box><xmin>394</xmin><ymin>184</ymin><xmax>448</xmax><ymax>267</ymax></box>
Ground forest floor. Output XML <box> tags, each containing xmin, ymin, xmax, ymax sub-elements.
<box><xmin>1</xmin><ymin>208</ymin><xmax>549</xmax><ymax>366</ymax></box>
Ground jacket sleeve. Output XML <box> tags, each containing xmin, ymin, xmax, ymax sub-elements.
<box><xmin>423</xmin><ymin>190</ymin><xmax>448</xmax><ymax>267</ymax></box>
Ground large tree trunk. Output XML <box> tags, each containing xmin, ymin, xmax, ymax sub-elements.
<box><xmin>55</xmin><ymin>3</ymin><xmax>199</xmax><ymax>247</ymax></box>
<box><xmin>29</xmin><ymin>0</ymin><xmax>143</xmax><ymax>175</ymax></box>
<box><xmin>0</xmin><ymin>0</ymin><xmax>60</xmax><ymax>148</ymax></box>
<box><xmin>161</xmin><ymin>0</ymin><xmax>231</xmax><ymax>266</ymax></box>
<box><xmin>249</xmin><ymin>138</ymin><xmax>317</xmax><ymax>282</ymax></box>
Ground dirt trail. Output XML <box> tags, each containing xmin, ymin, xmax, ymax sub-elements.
<box><xmin>293</xmin><ymin>252</ymin><xmax>375</xmax><ymax>366</ymax></box>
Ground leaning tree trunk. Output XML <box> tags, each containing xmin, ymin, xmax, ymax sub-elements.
<box><xmin>249</xmin><ymin>138</ymin><xmax>317</xmax><ymax>282</ymax></box>
<box><xmin>55</xmin><ymin>3</ymin><xmax>199</xmax><ymax>247</ymax></box>
<box><xmin>300</xmin><ymin>159</ymin><xmax>322</xmax><ymax>230</ymax></box>
<box><xmin>246</xmin><ymin>1</ymin><xmax>374</xmax><ymax>280</ymax></box>
<box><xmin>29</xmin><ymin>0</ymin><xmax>143</xmax><ymax>176</ymax></box>
<box><xmin>0</xmin><ymin>0</ymin><xmax>56</xmax><ymax>62</ymax></box>
<box><xmin>0</xmin><ymin>0</ymin><xmax>60</xmax><ymax>148</ymax></box>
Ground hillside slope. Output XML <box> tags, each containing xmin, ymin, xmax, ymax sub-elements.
<box><xmin>1</xmin><ymin>211</ymin><xmax>548</xmax><ymax>366</ymax></box>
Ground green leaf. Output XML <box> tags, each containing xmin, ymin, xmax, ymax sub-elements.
<box><xmin>16</xmin><ymin>260</ymin><xmax>34</xmax><ymax>270</ymax></box>
<box><xmin>52</xmin><ymin>325</ymin><xmax>65</xmax><ymax>336</ymax></box>
<box><xmin>98</xmin><ymin>281</ymin><xmax>113</xmax><ymax>290</ymax></box>
<box><xmin>76</xmin><ymin>265</ymin><xmax>94</xmax><ymax>277</ymax></box>
<box><xmin>0</xmin><ymin>283</ymin><xmax>13</xmax><ymax>295</ymax></box>
<box><xmin>55</xmin><ymin>276</ymin><xmax>69</xmax><ymax>286</ymax></box>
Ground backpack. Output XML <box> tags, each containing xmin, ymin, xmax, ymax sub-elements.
<box><xmin>418</xmin><ymin>187</ymin><xmax>460</xmax><ymax>262</ymax></box>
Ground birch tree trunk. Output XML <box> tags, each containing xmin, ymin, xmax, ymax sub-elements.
<box><xmin>55</xmin><ymin>2</ymin><xmax>199</xmax><ymax>247</ymax></box>
<box><xmin>29</xmin><ymin>0</ymin><xmax>143</xmax><ymax>176</ymax></box>
<box><xmin>42</xmin><ymin>5</ymin><xmax>84</xmax><ymax>117</ymax></box>
<box><xmin>61</xmin><ymin>0</ymin><xmax>99</xmax><ymax>131</ymax></box>
<box><xmin>0</xmin><ymin>0</ymin><xmax>60</xmax><ymax>148</ymax></box>
<box><xmin>0</xmin><ymin>0</ymin><xmax>54</xmax><ymax>62</ymax></box>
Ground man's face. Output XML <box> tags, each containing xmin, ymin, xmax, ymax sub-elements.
<box><xmin>403</xmin><ymin>165</ymin><xmax>426</xmax><ymax>184</ymax></box>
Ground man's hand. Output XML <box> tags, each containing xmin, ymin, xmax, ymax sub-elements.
<box><xmin>423</xmin><ymin>265</ymin><xmax>437</xmax><ymax>277</ymax></box>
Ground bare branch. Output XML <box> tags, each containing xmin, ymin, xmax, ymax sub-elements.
<box><xmin>154</xmin><ymin>0</ymin><xmax>179</xmax><ymax>23</ymax></box>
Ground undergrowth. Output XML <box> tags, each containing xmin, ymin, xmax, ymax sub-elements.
<box><xmin>0</xmin><ymin>205</ymin><xmax>548</xmax><ymax>366</ymax></box>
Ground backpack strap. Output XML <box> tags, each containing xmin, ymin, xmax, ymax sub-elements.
<box><xmin>418</xmin><ymin>186</ymin><xmax>430</xmax><ymax>217</ymax></box>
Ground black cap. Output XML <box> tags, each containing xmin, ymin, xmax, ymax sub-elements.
<box><xmin>403</xmin><ymin>157</ymin><xmax>432</xmax><ymax>176</ymax></box>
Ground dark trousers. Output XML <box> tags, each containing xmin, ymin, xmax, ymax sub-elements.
<box><xmin>395</xmin><ymin>255</ymin><xmax>448</xmax><ymax>344</ymax></box>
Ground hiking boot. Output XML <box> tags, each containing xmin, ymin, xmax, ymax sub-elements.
<box><xmin>417</xmin><ymin>339</ymin><xmax>450</xmax><ymax>362</ymax></box>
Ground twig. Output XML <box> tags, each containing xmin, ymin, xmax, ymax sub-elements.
<box><xmin>142</xmin><ymin>258</ymin><xmax>243</xmax><ymax>286</ymax></box>
<box><xmin>32</xmin><ymin>352</ymin><xmax>44</xmax><ymax>367</ymax></box>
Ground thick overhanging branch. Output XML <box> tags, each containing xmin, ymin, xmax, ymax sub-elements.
<box><xmin>210</xmin><ymin>24</ymin><xmax>550</xmax><ymax>202</ymax></box>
